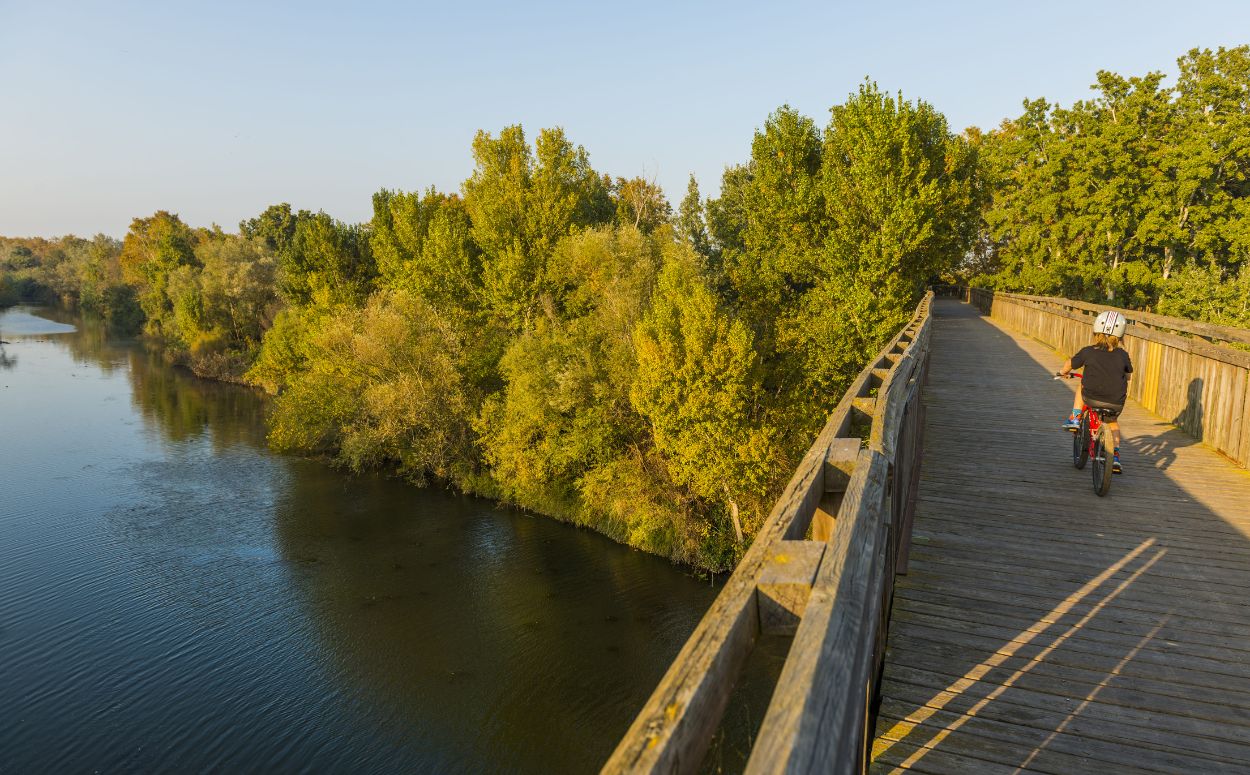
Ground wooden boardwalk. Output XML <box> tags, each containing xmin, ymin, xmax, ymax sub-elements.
<box><xmin>871</xmin><ymin>299</ymin><xmax>1250</xmax><ymax>774</ymax></box>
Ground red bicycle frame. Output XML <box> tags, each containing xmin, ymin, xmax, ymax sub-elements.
<box><xmin>1067</xmin><ymin>372</ymin><xmax>1104</xmax><ymax>459</ymax></box>
<box><xmin>1081</xmin><ymin>402</ymin><xmax>1103</xmax><ymax>459</ymax></box>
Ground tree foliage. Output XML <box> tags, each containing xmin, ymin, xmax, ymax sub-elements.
<box><xmin>268</xmin><ymin>290</ymin><xmax>475</xmax><ymax>483</ymax></box>
<box><xmin>972</xmin><ymin>46</ymin><xmax>1250</xmax><ymax>319</ymax></box>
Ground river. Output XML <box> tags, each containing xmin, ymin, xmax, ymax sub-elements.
<box><xmin>0</xmin><ymin>305</ymin><xmax>761</xmax><ymax>773</ymax></box>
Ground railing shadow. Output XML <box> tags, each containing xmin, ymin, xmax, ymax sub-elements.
<box><xmin>871</xmin><ymin>299</ymin><xmax>1250</xmax><ymax>773</ymax></box>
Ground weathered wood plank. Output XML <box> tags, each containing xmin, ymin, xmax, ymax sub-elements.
<box><xmin>757</xmin><ymin>541</ymin><xmax>826</xmax><ymax>636</ymax></box>
<box><xmin>747</xmin><ymin>452</ymin><xmax>891</xmax><ymax>775</ymax></box>
<box><xmin>875</xmin><ymin>680</ymin><xmax>1250</xmax><ymax>765</ymax></box>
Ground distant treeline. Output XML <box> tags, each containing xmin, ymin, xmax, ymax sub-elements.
<box><xmin>1</xmin><ymin>82</ymin><xmax>975</xmax><ymax>569</ymax></box>
<box><xmin>970</xmin><ymin>46</ymin><xmax>1250</xmax><ymax>325</ymax></box>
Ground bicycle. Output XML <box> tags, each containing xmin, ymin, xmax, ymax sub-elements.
<box><xmin>1055</xmin><ymin>372</ymin><xmax>1116</xmax><ymax>497</ymax></box>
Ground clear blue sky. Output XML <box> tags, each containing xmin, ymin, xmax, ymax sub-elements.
<box><xmin>2</xmin><ymin>0</ymin><xmax>1247</xmax><ymax>237</ymax></box>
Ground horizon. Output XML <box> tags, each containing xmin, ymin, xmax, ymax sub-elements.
<box><xmin>2</xmin><ymin>0</ymin><xmax>1248</xmax><ymax>238</ymax></box>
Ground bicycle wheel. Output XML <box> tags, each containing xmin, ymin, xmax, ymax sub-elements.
<box><xmin>1093</xmin><ymin>425</ymin><xmax>1114</xmax><ymax>496</ymax></box>
<box><xmin>1073</xmin><ymin>414</ymin><xmax>1090</xmax><ymax>469</ymax></box>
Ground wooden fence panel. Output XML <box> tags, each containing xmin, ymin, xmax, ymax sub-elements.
<box><xmin>940</xmin><ymin>287</ymin><xmax>1250</xmax><ymax>469</ymax></box>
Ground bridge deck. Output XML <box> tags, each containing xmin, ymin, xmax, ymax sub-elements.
<box><xmin>871</xmin><ymin>299</ymin><xmax>1250</xmax><ymax>774</ymax></box>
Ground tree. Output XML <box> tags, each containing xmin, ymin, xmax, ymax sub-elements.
<box><xmin>798</xmin><ymin>82</ymin><xmax>979</xmax><ymax>394</ymax></box>
<box><xmin>463</xmin><ymin>125</ymin><xmax>613</xmax><ymax>330</ymax></box>
<box><xmin>277</xmin><ymin>212</ymin><xmax>376</xmax><ymax>306</ymax></box>
<box><xmin>612</xmin><ymin>176</ymin><xmax>671</xmax><ymax>234</ymax></box>
<box><xmin>631</xmin><ymin>253</ymin><xmax>778</xmax><ymax>552</ymax></box>
<box><xmin>974</xmin><ymin>45</ymin><xmax>1250</xmax><ymax>323</ymax></box>
<box><xmin>370</xmin><ymin>188</ymin><xmax>481</xmax><ymax>323</ymax></box>
<box><xmin>119</xmin><ymin>211</ymin><xmax>199</xmax><ymax>339</ymax></box>
<box><xmin>268</xmin><ymin>290</ymin><xmax>475</xmax><ymax>484</ymax></box>
<box><xmin>718</xmin><ymin>106</ymin><xmax>825</xmax><ymax>328</ymax></box>
<box><xmin>240</xmin><ymin>203</ymin><xmax>308</xmax><ymax>254</ymax></box>
<box><xmin>477</xmin><ymin>225</ymin><xmax>662</xmax><ymax>520</ymax></box>
<box><xmin>675</xmin><ymin>174</ymin><xmax>712</xmax><ymax>260</ymax></box>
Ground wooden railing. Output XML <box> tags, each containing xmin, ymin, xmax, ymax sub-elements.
<box><xmin>937</xmin><ymin>286</ymin><xmax>1250</xmax><ymax>468</ymax></box>
<box><xmin>603</xmin><ymin>292</ymin><xmax>934</xmax><ymax>775</ymax></box>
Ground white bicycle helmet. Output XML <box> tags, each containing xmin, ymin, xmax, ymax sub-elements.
<box><xmin>1093</xmin><ymin>310</ymin><xmax>1128</xmax><ymax>338</ymax></box>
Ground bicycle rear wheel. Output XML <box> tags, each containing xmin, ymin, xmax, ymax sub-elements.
<box><xmin>1073</xmin><ymin>414</ymin><xmax>1090</xmax><ymax>469</ymax></box>
<box><xmin>1093</xmin><ymin>425</ymin><xmax>1114</xmax><ymax>496</ymax></box>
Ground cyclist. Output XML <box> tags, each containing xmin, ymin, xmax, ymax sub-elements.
<box><xmin>1059</xmin><ymin>310</ymin><xmax>1133</xmax><ymax>473</ymax></box>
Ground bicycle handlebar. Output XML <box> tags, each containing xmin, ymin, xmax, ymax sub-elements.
<box><xmin>1054</xmin><ymin>372</ymin><xmax>1083</xmax><ymax>380</ymax></box>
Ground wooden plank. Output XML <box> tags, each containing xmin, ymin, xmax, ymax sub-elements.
<box><xmin>877</xmin><ymin>688</ymin><xmax>1250</xmax><ymax>771</ymax></box>
<box><xmin>880</xmin><ymin>655</ymin><xmax>1250</xmax><ymax>735</ymax></box>
<box><xmin>890</xmin><ymin>604</ymin><xmax>1250</xmax><ymax>676</ymax></box>
<box><xmin>893</xmin><ymin>593</ymin><xmax>1250</xmax><ymax>664</ymax></box>
<box><xmin>876</xmin><ymin>697</ymin><xmax>1249</xmax><ymax>773</ymax></box>
<box><xmin>895</xmin><ymin>581</ymin><xmax>1250</xmax><ymax>645</ymax></box>
<box><xmin>884</xmin><ymin>634</ymin><xmax>1250</xmax><ymax>722</ymax></box>
<box><xmin>888</xmin><ymin>620</ymin><xmax>1250</xmax><ymax>695</ymax></box>
<box><xmin>747</xmin><ymin>452</ymin><xmax>891</xmax><ymax>775</ymax></box>
<box><xmin>871</xmin><ymin>737</ymin><xmax>1026</xmax><ymax>775</ymax></box>
<box><xmin>757</xmin><ymin>541</ymin><xmax>825</xmax><ymax>635</ymax></box>
<box><xmin>823</xmin><ymin>438</ymin><xmax>862</xmax><ymax>494</ymax></box>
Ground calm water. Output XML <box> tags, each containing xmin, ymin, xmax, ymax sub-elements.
<box><xmin>0</xmin><ymin>306</ymin><xmax>724</xmax><ymax>773</ymax></box>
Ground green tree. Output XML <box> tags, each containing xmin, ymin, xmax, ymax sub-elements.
<box><xmin>370</xmin><ymin>188</ymin><xmax>481</xmax><ymax>322</ymax></box>
<box><xmin>240</xmin><ymin>203</ymin><xmax>307</xmax><ymax>254</ymax></box>
<box><xmin>463</xmin><ymin>125</ymin><xmax>613</xmax><ymax>330</ymax></box>
<box><xmin>611</xmin><ymin>176</ymin><xmax>671</xmax><ymax>234</ymax></box>
<box><xmin>278</xmin><ymin>212</ymin><xmax>376</xmax><ymax>306</ymax></box>
<box><xmin>477</xmin><ymin>226</ymin><xmax>661</xmax><ymax>520</ymax></box>
<box><xmin>675</xmin><ymin>174</ymin><xmax>712</xmax><ymax>260</ymax></box>
<box><xmin>119</xmin><ymin>211</ymin><xmax>199</xmax><ymax>340</ymax></box>
<box><xmin>631</xmin><ymin>254</ymin><xmax>778</xmax><ymax>556</ymax></box>
<box><xmin>796</xmin><ymin>82</ymin><xmax>979</xmax><ymax>395</ymax></box>
<box><xmin>718</xmin><ymin>106</ymin><xmax>825</xmax><ymax>327</ymax></box>
<box><xmin>268</xmin><ymin>290</ymin><xmax>475</xmax><ymax>483</ymax></box>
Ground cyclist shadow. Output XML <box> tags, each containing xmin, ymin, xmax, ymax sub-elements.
<box><xmin>1125</xmin><ymin>378</ymin><xmax>1202</xmax><ymax>471</ymax></box>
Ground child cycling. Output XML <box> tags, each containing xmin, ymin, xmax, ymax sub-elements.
<box><xmin>1059</xmin><ymin>310</ymin><xmax>1133</xmax><ymax>474</ymax></box>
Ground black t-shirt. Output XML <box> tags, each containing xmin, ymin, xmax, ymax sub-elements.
<box><xmin>1071</xmin><ymin>345</ymin><xmax>1133</xmax><ymax>405</ymax></box>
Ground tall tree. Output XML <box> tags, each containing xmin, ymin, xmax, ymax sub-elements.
<box><xmin>119</xmin><ymin>211</ymin><xmax>199</xmax><ymax>339</ymax></box>
<box><xmin>371</xmin><ymin>188</ymin><xmax>481</xmax><ymax>323</ymax></box>
<box><xmin>240</xmin><ymin>203</ymin><xmax>308</xmax><ymax>254</ymax></box>
<box><xmin>277</xmin><ymin>212</ymin><xmax>375</xmax><ymax>306</ymax></box>
<box><xmin>463</xmin><ymin>125</ymin><xmax>612</xmax><ymax>330</ymax></box>
<box><xmin>675</xmin><ymin>174</ymin><xmax>712</xmax><ymax>260</ymax></box>
<box><xmin>799</xmin><ymin>82</ymin><xmax>979</xmax><ymax>393</ymax></box>
<box><xmin>631</xmin><ymin>254</ymin><xmax>778</xmax><ymax>551</ymax></box>
<box><xmin>611</xmin><ymin>176</ymin><xmax>671</xmax><ymax>234</ymax></box>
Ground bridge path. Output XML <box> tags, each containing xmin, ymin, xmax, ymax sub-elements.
<box><xmin>871</xmin><ymin>299</ymin><xmax>1250</xmax><ymax>774</ymax></box>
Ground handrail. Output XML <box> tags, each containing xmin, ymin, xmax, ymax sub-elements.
<box><xmin>934</xmin><ymin>286</ymin><xmax>1250</xmax><ymax>353</ymax></box>
<box><xmin>603</xmin><ymin>291</ymin><xmax>935</xmax><ymax>774</ymax></box>
<box><xmin>938</xmin><ymin>285</ymin><xmax>1250</xmax><ymax>468</ymax></box>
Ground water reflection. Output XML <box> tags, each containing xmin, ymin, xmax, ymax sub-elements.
<box><xmin>125</xmin><ymin>351</ymin><xmax>268</xmax><ymax>448</ymax></box>
<box><xmin>271</xmin><ymin>461</ymin><xmax>716</xmax><ymax>772</ymax></box>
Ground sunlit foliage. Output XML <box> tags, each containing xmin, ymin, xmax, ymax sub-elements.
<box><xmin>971</xmin><ymin>46</ymin><xmax>1250</xmax><ymax>321</ymax></box>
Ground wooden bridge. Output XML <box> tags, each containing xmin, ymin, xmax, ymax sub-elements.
<box><xmin>604</xmin><ymin>289</ymin><xmax>1250</xmax><ymax>774</ymax></box>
